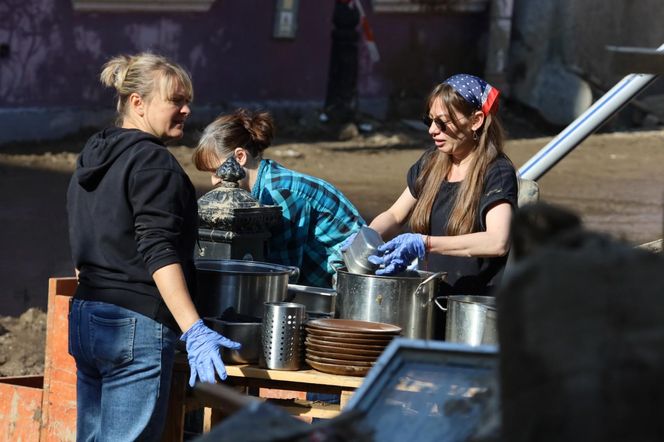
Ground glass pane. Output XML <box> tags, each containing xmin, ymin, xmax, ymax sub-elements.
<box><xmin>362</xmin><ymin>360</ymin><xmax>499</xmax><ymax>441</ymax></box>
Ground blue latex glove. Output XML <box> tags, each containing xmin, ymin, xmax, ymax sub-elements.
<box><xmin>367</xmin><ymin>233</ymin><xmax>426</xmax><ymax>275</ymax></box>
<box><xmin>339</xmin><ymin>232</ymin><xmax>358</xmax><ymax>252</ymax></box>
<box><xmin>180</xmin><ymin>319</ymin><xmax>241</xmax><ymax>387</ymax></box>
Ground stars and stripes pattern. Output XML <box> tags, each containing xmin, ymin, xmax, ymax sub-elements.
<box><xmin>443</xmin><ymin>74</ymin><xmax>500</xmax><ymax>116</ymax></box>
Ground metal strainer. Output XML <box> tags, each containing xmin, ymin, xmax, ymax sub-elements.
<box><xmin>260</xmin><ymin>302</ymin><xmax>306</xmax><ymax>370</ymax></box>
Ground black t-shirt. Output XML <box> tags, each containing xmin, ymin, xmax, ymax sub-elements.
<box><xmin>407</xmin><ymin>150</ymin><xmax>518</xmax><ymax>295</ymax></box>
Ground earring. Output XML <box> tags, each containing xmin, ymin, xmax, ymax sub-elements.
<box><xmin>472</xmin><ymin>130</ymin><xmax>479</xmax><ymax>141</ymax></box>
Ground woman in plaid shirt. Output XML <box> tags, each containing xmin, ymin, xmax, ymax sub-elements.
<box><xmin>193</xmin><ymin>109</ymin><xmax>365</xmax><ymax>287</ymax></box>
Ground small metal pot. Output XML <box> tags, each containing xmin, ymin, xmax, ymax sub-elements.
<box><xmin>195</xmin><ymin>259</ymin><xmax>300</xmax><ymax>319</ymax></box>
<box><xmin>435</xmin><ymin>295</ymin><xmax>497</xmax><ymax>346</ymax></box>
<box><xmin>286</xmin><ymin>284</ymin><xmax>336</xmax><ymax>316</ymax></box>
<box><xmin>342</xmin><ymin>226</ymin><xmax>384</xmax><ymax>274</ymax></box>
<box><xmin>204</xmin><ymin>316</ymin><xmax>262</xmax><ymax>364</ymax></box>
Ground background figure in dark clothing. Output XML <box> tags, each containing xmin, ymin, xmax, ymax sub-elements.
<box><xmin>323</xmin><ymin>0</ymin><xmax>360</xmax><ymax>123</ymax></box>
<box><xmin>497</xmin><ymin>202</ymin><xmax>664</xmax><ymax>442</ymax></box>
<box><xmin>66</xmin><ymin>52</ymin><xmax>239</xmax><ymax>441</ymax></box>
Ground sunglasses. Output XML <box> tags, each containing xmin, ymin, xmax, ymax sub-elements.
<box><xmin>421</xmin><ymin>115</ymin><xmax>451</xmax><ymax>132</ymax></box>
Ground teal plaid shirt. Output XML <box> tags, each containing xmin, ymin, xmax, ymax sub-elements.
<box><xmin>252</xmin><ymin>159</ymin><xmax>365</xmax><ymax>287</ymax></box>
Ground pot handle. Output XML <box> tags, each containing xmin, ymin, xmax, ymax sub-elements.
<box><xmin>287</xmin><ymin>266</ymin><xmax>300</xmax><ymax>284</ymax></box>
<box><xmin>413</xmin><ymin>271</ymin><xmax>446</xmax><ymax>298</ymax></box>
<box><xmin>434</xmin><ymin>296</ymin><xmax>448</xmax><ymax>312</ymax></box>
<box><xmin>331</xmin><ymin>272</ymin><xmax>338</xmax><ymax>290</ymax></box>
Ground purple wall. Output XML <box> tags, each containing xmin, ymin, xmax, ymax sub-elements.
<box><xmin>0</xmin><ymin>0</ymin><xmax>487</xmax><ymax>126</ymax></box>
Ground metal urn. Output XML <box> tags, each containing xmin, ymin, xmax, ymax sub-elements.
<box><xmin>196</xmin><ymin>156</ymin><xmax>282</xmax><ymax>261</ymax></box>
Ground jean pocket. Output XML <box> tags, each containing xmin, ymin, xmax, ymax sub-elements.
<box><xmin>90</xmin><ymin>314</ymin><xmax>136</xmax><ymax>366</ymax></box>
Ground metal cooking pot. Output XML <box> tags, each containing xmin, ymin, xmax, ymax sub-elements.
<box><xmin>195</xmin><ymin>259</ymin><xmax>300</xmax><ymax>319</ymax></box>
<box><xmin>435</xmin><ymin>295</ymin><xmax>497</xmax><ymax>346</ymax></box>
<box><xmin>334</xmin><ymin>269</ymin><xmax>446</xmax><ymax>339</ymax></box>
<box><xmin>204</xmin><ymin>316</ymin><xmax>262</xmax><ymax>364</ymax></box>
<box><xmin>286</xmin><ymin>284</ymin><xmax>336</xmax><ymax>317</ymax></box>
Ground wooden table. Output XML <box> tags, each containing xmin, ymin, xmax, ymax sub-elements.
<box><xmin>225</xmin><ymin>364</ymin><xmax>363</xmax><ymax>412</ymax></box>
<box><xmin>164</xmin><ymin>346</ymin><xmax>366</xmax><ymax>439</ymax></box>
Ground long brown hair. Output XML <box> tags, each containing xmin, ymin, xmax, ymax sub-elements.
<box><xmin>409</xmin><ymin>83</ymin><xmax>507</xmax><ymax>235</ymax></box>
<box><xmin>192</xmin><ymin>109</ymin><xmax>274</xmax><ymax>171</ymax></box>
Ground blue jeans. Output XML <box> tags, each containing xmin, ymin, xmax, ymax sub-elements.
<box><xmin>68</xmin><ymin>299</ymin><xmax>178</xmax><ymax>441</ymax></box>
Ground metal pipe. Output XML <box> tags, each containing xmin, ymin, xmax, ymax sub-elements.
<box><xmin>518</xmin><ymin>43</ymin><xmax>664</xmax><ymax>181</ymax></box>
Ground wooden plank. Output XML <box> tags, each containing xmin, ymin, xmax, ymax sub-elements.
<box><xmin>225</xmin><ymin>365</ymin><xmax>365</xmax><ymax>388</ymax></box>
<box><xmin>262</xmin><ymin>398</ymin><xmax>342</xmax><ymax>419</ymax></box>
<box><xmin>161</xmin><ymin>362</ymin><xmax>187</xmax><ymax>442</ymax></box>
<box><xmin>225</xmin><ymin>378</ymin><xmax>345</xmax><ymax>396</ymax></box>
<box><xmin>0</xmin><ymin>375</ymin><xmax>43</xmax><ymax>389</ymax></box>
<box><xmin>50</xmin><ymin>277</ymin><xmax>78</xmax><ymax>298</ymax></box>
<box><xmin>0</xmin><ymin>377</ymin><xmax>44</xmax><ymax>441</ymax></box>
<box><xmin>41</xmin><ymin>277</ymin><xmax>78</xmax><ymax>442</ymax></box>
<box><xmin>339</xmin><ymin>389</ymin><xmax>354</xmax><ymax>410</ymax></box>
<box><xmin>202</xmin><ymin>408</ymin><xmax>213</xmax><ymax>433</ymax></box>
<box><xmin>258</xmin><ymin>388</ymin><xmax>306</xmax><ymax>400</ymax></box>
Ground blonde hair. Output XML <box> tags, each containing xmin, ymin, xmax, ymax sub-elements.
<box><xmin>193</xmin><ymin>109</ymin><xmax>274</xmax><ymax>172</ymax></box>
<box><xmin>99</xmin><ymin>52</ymin><xmax>193</xmax><ymax>125</ymax></box>
<box><xmin>409</xmin><ymin>83</ymin><xmax>508</xmax><ymax>236</ymax></box>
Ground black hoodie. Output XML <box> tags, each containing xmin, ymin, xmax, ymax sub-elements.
<box><xmin>66</xmin><ymin>127</ymin><xmax>197</xmax><ymax>332</ymax></box>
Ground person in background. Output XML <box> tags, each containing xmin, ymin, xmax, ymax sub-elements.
<box><xmin>192</xmin><ymin>108</ymin><xmax>365</xmax><ymax>288</ymax></box>
<box><xmin>365</xmin><ymin>74</ymin><xmax>517</xmax><ymax>295</ymax></box>
<box><xmin>66</xmin><ymin>52</ymin><xmax>239</xmax><ymax>441</ymax></box>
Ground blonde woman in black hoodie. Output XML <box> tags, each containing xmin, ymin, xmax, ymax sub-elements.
<box><xmin>66</xmin><ymin>53</ymin><xmax>239</xmax><ymax>441</ymax></box>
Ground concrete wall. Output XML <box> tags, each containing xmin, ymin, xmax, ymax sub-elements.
<box><xmin>0</xmin><ymin>0</ymin><xmax>488</xmax><ymax>144</ymax></box>
<box><xmin>509</xmin><ymin>0</ymin><xmax>664</xmax><ymax>126</ymax></box>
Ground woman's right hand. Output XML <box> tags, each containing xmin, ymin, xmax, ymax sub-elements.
<box><xmin>368</xmin><ymin>233</ymin><xmax>426</xmax><ymax>275</ymax></box>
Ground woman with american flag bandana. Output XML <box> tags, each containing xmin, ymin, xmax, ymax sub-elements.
<box><xmin>364</xmin><ymin>74</ymin><xmax>518</xmax><ymax>297</ymax></box>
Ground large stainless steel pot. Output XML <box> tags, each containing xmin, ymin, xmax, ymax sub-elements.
<box><xmin>195</xmin><ymin>259</ymin><xmax>299</xmax><ymax>319</ymax></box>
<box><xmin>435</xmin><ymin>295</ymin><xmax>497</xmax><ymax>346</ymax></box>
<box><xmin>334</xmin><ymin>269</ymin><xmax>446</xmax><ymax>339</ymax></box>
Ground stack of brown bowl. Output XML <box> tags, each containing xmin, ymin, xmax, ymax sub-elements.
<box><xmin>304</xmin><ymin>318</ymin><xmax>401</xmax><ymax>376</ymax></box>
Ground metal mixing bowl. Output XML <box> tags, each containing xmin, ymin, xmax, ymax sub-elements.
<box><xmin>204</xmin><ymin>315</ymin><xmax>262</xmax><ymax>364</ymax></box>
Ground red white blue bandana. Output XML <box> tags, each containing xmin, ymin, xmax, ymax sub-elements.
<box><xmin>443</xmin><ymin>74</ymin><xmax>500</xmax><ymax>116</ymax></box>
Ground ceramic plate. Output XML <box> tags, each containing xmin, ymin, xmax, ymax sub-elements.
<box><xmin>307</xmin><ymin>318</ymin><xmax>402</xmax><ymax>334</ymax></box>
<box><xmin>305</xmin><ymin>347</ymin><xmax>379</xmax><ymax>362</ymax></box>
<box><xmin>305</xmin><ymin>359</ymin><xmax>371</xmax><ymax>377</ymax></box>
<box><xmin>305</xmin><ymin>335</ymin><xmax>390</xmax><ymax>349</ymax></box>
<box><xmin>305</xmin><ymin>329</ymin><xmax>395</xmax><ymax>344</ymax></box>
<box><xmin>305</xmin><ymin>340</ymin><xmax>384</xmax><ymax>356</ymax></box>
<box><xmin>305</xmin><ymin>326</ymin><xmax>396</xmax><ymax>340</ymax></box>
<box><xmin>306</xmin><ymin>353</ymin><xmax>375</xmax><ymax>367</ymax></box>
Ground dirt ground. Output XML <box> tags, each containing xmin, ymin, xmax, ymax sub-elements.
<box><xmin>0</xmin><ymin>119</ymin><xmax>663</xmax><ymax>377</ymax></box>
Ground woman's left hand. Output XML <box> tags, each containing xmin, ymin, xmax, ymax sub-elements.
<box><xmin>180</xmin><ymin>319</ymin><xmax>241</xmax><ymax>387</ymax></box>
<box><xmin>368</xmin><ymin>233</ymin><xmax>426</xmax><ymax>275</ymax></box>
